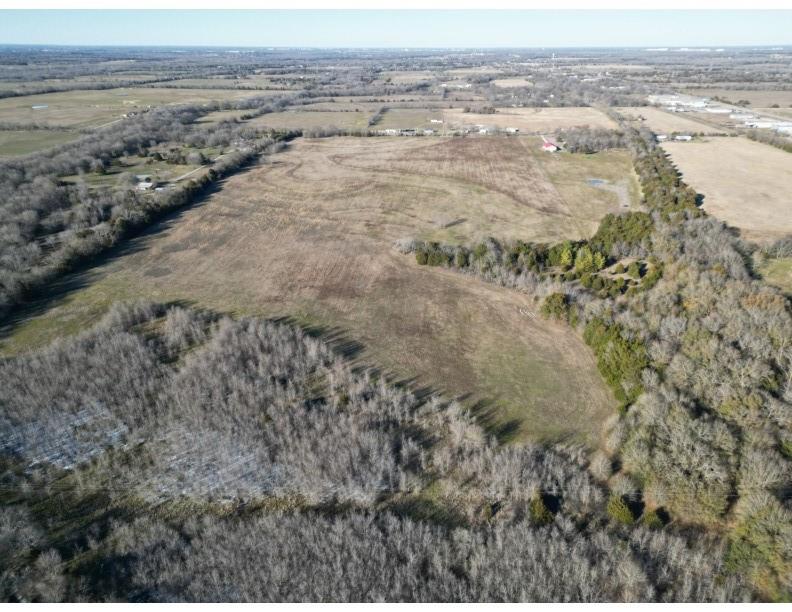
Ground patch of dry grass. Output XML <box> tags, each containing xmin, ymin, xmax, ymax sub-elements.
<box><xmin>662</xmin><ymin>136</ymin><xmax>792</xmax><ymax>244</ymax></box>
<box><xmin>443</xmin><ymin>107</ymin><xmax>617</xmax><ymax>134</ymax></box>
<box><xmin>2</xmin><ymin>136</ymin><xmax>632</xmax><ymax>445</ymax></box>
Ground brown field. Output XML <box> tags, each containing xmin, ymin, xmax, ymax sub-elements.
<box><xmin>446</xmin><ymin>67</ymin><xmax>503</xmax><ymax>76</ymax></box>
<box><xmin>302</xmin><ymin>99</ymin><xmax>447</xmax><ymax>112</ymax></box>
<box><xmin>2</xmin><ymin>136</ymin><xmax>632</xmax><ymax>444</ymax></box>
<box><xmin>617</xmin><ymin>107</ymin><xmax>729</xmax><ymax>134</ymax></box>
<box><xmin>491</xmin><ymin>78</ymin><xmax>534</xmax><ymax>88</ymax></box>
<box><xmin>248</xmin><ymin>110</ymin><xmax>373</xmax><ymax>131</ymax></box>
<box><xmin>685</xmin><ymin>89</ymin><xmax>792</xmax><ymax>108</ymax></box>
<box><xmin>662</xmin><ymin>136</ymin><xmax>792</xmax><ymax>244</ymax></box>
<box><xmin>0</xmin><ymin>88</ymin><xmax>262</xmax><ymax>128</ymax></box>
<box><xmin>443</xmin><ymin>107</ymin><xmax>617</xmax><ymax>133</ymax></box>
<box><xmin>379</xmin><ymin>70</ymin><xmax>435</xmax><ymax>83</ymax></box>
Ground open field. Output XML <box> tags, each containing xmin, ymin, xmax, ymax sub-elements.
<box><xmin>446</xmin><ymin>67</ymin><xmax>503</xmax><ymax>76</ymax></box>
<box><xmin>0</xmin><ymin>128</ymin><xmax>81</xmax><ymax>156</ymax></box>
<box><xmin>662</xmin><ymin>136</ymin><xmax>792</xmax><ymax>244</ymax></box>
<box><xmin>756</xmin><ymin>107</ymin><xmax>792</xmax><ymax>119</ymax></box>
<box><xmin>376</xmin><ymin>108</ymin><xmax>445</xmax><ymax>130</ymax></box>
<box><xmin>617</xmin><ymin>107</ymin><xmax>729</xmax><ymax>134</ymax></box>
<box><xmin>1</xmin><ymin>135</ymin><xmax>631</xmax><ymax>444</ymax></box>
<box><xmin>685</xmin><ymin>88</ymin><xmax>792</xmax><ymax>108</ymax></box>
<box><xmin>0</xmin><ymin>87</ymin><xmax>261</xmax><ymax>128</ymax></box>
<box><xmin>443</xmin><ymin>107</ymin><xmax>617</xmax><ymax>133</ymax></box>
<box><xmin>491</xmin><ymin>78</ymin><xmax>534</xmax><ymax>88</ymax></box>
<box><xmin>249</xmin><ymin>109</ymin><xmax>373</xmax><ymax>130</ymax></box>
<box><xmin>379</xmin><ymin>70</ymin><xmax>435</xmax><ymax>83</ymax></box>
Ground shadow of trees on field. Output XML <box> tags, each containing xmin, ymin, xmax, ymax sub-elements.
<box><xmin>0</xmin><ymin>170</ymin><xmax>253</xmax><ymax>346</ymax></box>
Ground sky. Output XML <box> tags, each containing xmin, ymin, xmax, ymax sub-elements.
<box><xmin>0</xmin><ymin>10</ymin><xmax>790</xmax><ymax>48</ymax></box>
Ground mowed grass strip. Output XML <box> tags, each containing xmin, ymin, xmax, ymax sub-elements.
<box><xmin>2</xmin><ymin>136</ymin><xmax>631</xmax><ymax>445</ymax></box>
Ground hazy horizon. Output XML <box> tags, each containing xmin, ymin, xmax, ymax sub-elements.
<box><xmin>0</xmin><ymin>10</ymin><xmax>790</xmax><ymax>48</ymax></box>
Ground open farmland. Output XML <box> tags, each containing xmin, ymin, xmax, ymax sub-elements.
<box><xmin>249</xmin><ymin>109</ymin><xmax>373</xmax><ymax>130</ymax></box>
<box><xmin>662</xmin><ymin>136</ymin><xmax>792</xmax><ymax>243</ymax></box>
<box><xmin>443</xmin><ymin>107</ymin><xmax>617</xmax><ymax>133</ymax></box>
<box><xmin>1</xmin><ymin>135</ymin><xmax>636</xmax><ymax>444</ymax></box>
<box><xmin>379</xmin><ymin>70</ymin><xmax>435</xmax><ymax>83</ymax></box>
<box><xmin>491</xmin><ymin>78</ymin><xmax>534</xmax><ymax>88</ymax></box>
<box><xmin>0</xmin><ymin>128</ymin><xmax>80</xmax><ymax>156</ymax></box>
<box><xmin>685</xmin><ymin>88</ymin><xmax>792</xmax><ymax>108</ymax></box>
<box><xmin>617</xmin><ymin>106</ymin><xmax>729</xmax><ymax>134</ymax></box>
<box><xmin>0</xmin><ymin>87</ymin><xmax>262</xmax><ymax>128</ymax></box>
<box><xmin>376</xmin><ymin>108</ymin><xmax>445</xmax><ymax>130</ymax></box>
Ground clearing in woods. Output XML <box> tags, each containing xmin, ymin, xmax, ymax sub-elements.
<box><xmin>1</xmin><ymin>136</ymin><xmax>638</xmax><ymax>445</ymax></box>
<box><xmin>662</xmin><ymin>136</ymin><xmax>792</xmax><ymax>244</ymax></box>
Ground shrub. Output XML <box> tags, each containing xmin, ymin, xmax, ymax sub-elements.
<box><xmin>607</xmin><ymin>495</ymin><xmax>635</xmax><ymax>525</ymax></box>
<box><xmin>529</xmin><ymin>495</ymin><xmax>555</xmax><ymax>525</ymax></box>
<box><xmin>583</xmin><ymin>318</ymin><xmax>648</xmax><ymax>407</ymax></box>
<box><xmin>541</xmin><ymin>293</ymin><xmax>569</xmax><ymax>322</ymax></box>
<box><xmin>641</xmin><ymin>509</ymin><xmax>664</xmax><ymax>529</ymax></box>
<box><xmin>415</xmin><ymin>250</ymin><xmax>428</xmax><ymax>265</ymax></box>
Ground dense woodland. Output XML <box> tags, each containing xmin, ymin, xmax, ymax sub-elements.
<box><xmin>0</xmin><ymin>303</ymin><xmax>751</xmax><ymax>602</ymax></box>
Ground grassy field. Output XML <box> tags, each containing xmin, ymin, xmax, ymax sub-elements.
<box><xmin>0</xmin><ymin>87</ymin><xmax>262</xmax><ymax>128</ymax></box>
<box><xmin>249</xmin><ymin>109</ymin><xmax>374</xmax><ymax>130</ymax></box>
<box><xmin>1</xmin><ymin>135</ymin><xmax>633</xmax><ymax>445</ymax></box>
<box><xmin>376</xmin><ymin>108</ymin><xmax>445</xmax><ymax>130</ymax></box>
<box><xmin>685</xmin><ymin>88</ymin><xmax>792</xmax><ymax>108</ymax></box>
<box><xmin>0</xmin><ymin>129</ymin><xmax>81</xmax><ymax>156</ymax></box>
<box><xmin>617</xmin><ymin>106</ymin><xmax>729</xmax><ymax>134</ymax></box>
<box><xmin>443</xmin><ymin>107</ymin><xmax>617</xmax><ymax>133</ymax></box>
<box><xmin>758</xmin><ymin>257</ymin><xmax>792</xmax><ymax>295</ymax></box>
<box><xmin>662</xmin><ymin>136</ymin><xmax>792</xmax><ymax>244</ymax></box>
